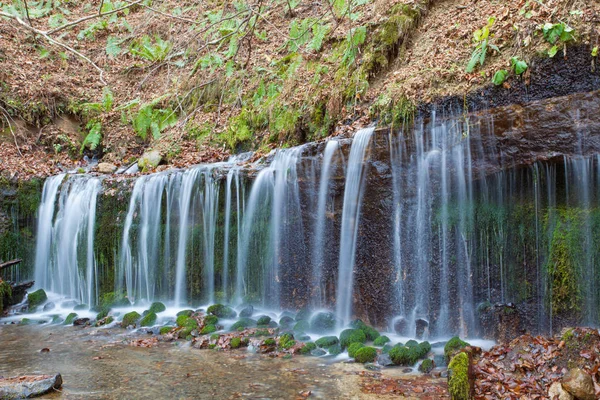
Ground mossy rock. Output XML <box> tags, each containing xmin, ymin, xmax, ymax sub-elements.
<box><xmin>349</xmin><ymin>319</ymin><xmax>368</xmax><ymax>330</ymax></box>
<box><xmin>279</xmin><ymin>333</ymin><xmax>295</xmax><ymax>349</ymax></box>
<box><xmin>176</xmin><ymin>315</ymin><xmax>191</xmax><ymax>327</ymax></box>
<box><xmin>315</xmin><ymin>336</ymin><xmax>339</xmax><ymax>348</ymax></box>
<box><xmin>210</xmin><ymin>333</ymin><xmax>220</xmax><ymax>341</ymax></box>
<box><xmin>96</xmin><ymin>308</ymin><xmax>111</xmax><ymax>321</ymax></box>
<box><xmin>295</xmin><ymin>307</ymin><xmax>311</xmax><ymax>321</ymax></box>
<box><xmin>201</xmin><ymin>324</ymin><xmax>217</xmax><ymax>334</ymax></box>
<box><xmin>327</xmin><ymin>343</ymin><xmax>342</xmax><ymax>356</ymax></box>
<box><xmin>363</xmin><ymin>326</ymin><xmax>380</xmax><ymax>341</ymax></box>
<box><xmin>73</xmin><ymin>304</ymin><xmax>88</xmax><ymax>311</ymax></box>
<box><xmin>176</xmin><ymin>309</ymin><xmax>194</xmax><ymax>317</ymax></box>
<box><xmin>230</xmin><ymin>318</ymin><xmax>256</xmax><ymax>331</ymax></box>
<box><xmin>160</xmin><ymin>326</ymin><xmax>173</xmax><ymax>335</ymax></box>
<box><xmin>419</xmin><ymin>358</ymin><xmax>435</xmax><ymax>374</ymax></box>
<box><xmin>64</xmin><ymin>313</ymin><xmax>78</xmax><ymax>325</ymax></box>
<box><xmin>231</xmin><ymin>337</ymin><xmax>242</xmax><ymax>349</ymax></box>
<box><xmin>51</xmin><ymin>315</ymin><xmax>63</xmax><ymax>324</ymax></box>
<box><xmin>296</xmin><ymin>334</ymin><xmax>311</xmax><ymax>342</ymax></box>
<box><xmin>207</xmin><ymin>304</ymin><xmax>236</xmax><ymax>319</ymax></box>
<box><xmin>263</xmin><ymin>338</ymin><xmax>276</xmax><ymax>347</ymax></box>
<box><xmin>348</xmin><ymin>342</ymin><xmax>365</xmax><ymax>358</ymax></box>
<box><xmin>293</xmin><ymin>320</ymin><xmax>310</xmax><ymax>332</ymax></box>
<box><xmin>444</xmin><ymin>337</ymin><xmax>469</xmax><ymax>362</ymax></box>
<box><xmin>310</xmin><ymin>312</ymin><xmax>336</xmax><ymax>333</ymax></box>
<box><xmin>252</xmin><ymin>329</ymin><xmax>270</xmax><ymax>337</ymax></box>
<box><xmin>279</xmin><ymin>316</ymin><xmax>295</xmax><ymax>328</ymax></box>
<box><xmin>256</xmin><ymin>315</ymin><xmax>271</xmax><ymax>325</ymax></box>
<box><xmin>122</xmin><ymin>311</ymin><xmax>141</xmax><ymax>327</ymax></box>
<box><xmin>405</xmin><ymin>339</ymin><xmax>419</xmax><ymax>348</ymax></box>
<box><xmin>382</xmin><ymin>344</ymin><xmax>394</xmax><ymax>354</ymax></box>
<box><xmin>98</xmin><ymin>291</ymin><xmax>129</xmax><ymax>309</ymax></box>
<box><xmin>149</xmin><ymin>302</ymin><xmax>166</xmax><ymax>314</ymax></box>
<box><xmin>140</xmin><ymin>312</ymin><xmax>157</xmax><ymax>327</ymax></box>
<box><xmin>27</xmin><ymin>289</ymin><xmax>47</xmax><ymax>309</ymax></box>
<box><xmin>239</xmin><ymin>305</ymin><xmax>254</xmax><ymax>318</ymax></box>
<box><xmin>389</xmin><ymin>342</ymin><xmax>429</xmax><ymax>366</ymax></box>
<box><xmin>339</xmin><ymin>329</ymin><xmax>367</xmax><ymax>349</ymax></box>
<box><xmin>20</xmin><ymin>318</ymin><xmax>38</xmax><ymax>325</ymax></box>
<box><xmin>311</xmin><ymin>348</ymin><xmax>327</xmax><ymax>356</ymax></box>
<box><xmin>448</xmin><ymin>352</ymin><xmax>471</xmax><ymax>400</ymax></box>
<box><xmin>299</xmin><ymin>342</ymin><xmax>317</xmax><ymax>355</ymax></box>
<box><xmin>354</xmin><ymin>347</ymin><xmax>378</xmax><ymax>363</ymax></box>
<box><xmin>204</xmin><ymin>315</ymin><xmax>218</xmax><ymax>325</ymax></box>
<box><xmin>374</xmin><ymin>336</ymin><xmax>390</xmax><ymax>346</ymax></box>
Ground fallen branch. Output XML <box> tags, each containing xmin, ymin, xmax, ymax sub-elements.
<box><xmin>0</xmin><ymin>11</ymin><xmax>107</xmax><ymax>85</ymax></box>
<box><xmin>0</xmin><ymin>105</ymin><xmax>23</xmax><ymax>157</ymax></box>
<box><xmin>0</xmin><ymin>259</ymin><xmax>22</xmax><ymax>272</ymax></box>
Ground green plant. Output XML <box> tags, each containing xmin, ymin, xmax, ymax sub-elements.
<box><xmin>80</xmin><ymin>120</ymin><xmax>102</xmax><ymax>155</ymax></box>
<box><xmin>466</xmin><ymin>17</ymin><xmax>499</xmax><ymax>73</ymax></box>
<box><xmin>130</xmin><ymin>35</ymin><xmax>172</xmax><ymax>63</ymax></box>
<box><xmin>129</xmin><ymin>97</ymin><xmax>178</xmax><ymax>141</ymax></box>
<box><xmin>543</xmin><ymin>22</ymin><xmax>575</xmax><ymax>58</ymax></box>
<box><xmin>492</xmin><ymin>69</ymin><xmax>508</xmax><ymax>86</ymax></box>
<box><xmin>510</xmin><ymin>57</ymin><xmax>528</xmax><ymax>75</ymax></box>
<box><xmin>341</xmin><ymin>26</ymin><xmax>367</xmax><ymax>67</ymax></box>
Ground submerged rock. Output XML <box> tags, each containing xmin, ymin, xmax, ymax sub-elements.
<box><xmin>137</xmin><ymin>150</ymin><xmax>162</xmax><ymax>171</ymax></box>
<box><xmin>73</xmin><ymin>318</ymin><xmax>90</xmax><ymax>326</ymax></box>
<box><xmin>0</xmin><ymin>374</ymin><xmax>62</xmax><ymax>399</ymax></box>
<box><xmin>561</xmin><ymin>368</ymin><xmax>595</xmax><ymax>400</ymax></box>
<box><xmin>239</xmin><ymin>305</ymin><xmax>254</xmax><ymax>318</ymax></box>
<box><xmin>97</xmin><ymin>162</ymin><xmax>117</xmax><ymax>174</ymax></box>
<box><xmin>310</xmin><ymin>312</ymin><xmax>336</xmax><ymax>333</ymax></box>
<box><xmin>148</xmin><ymin>302</ymin><xmax>166</xmax><ymax>314</ymax></box>
<box><xmin>207</xmin><ymin>304</ymin><xmax>236</xmax><ymax>319</ymax></box>
<box><xmin>415</xmin><ymin>319</ymin><xmax>429</xmax><ymax>340</ymax></box>
<box><xmin>42</xmin><ymin>302</ymin><xmax>55</xmax><ymax>312</ymax></box>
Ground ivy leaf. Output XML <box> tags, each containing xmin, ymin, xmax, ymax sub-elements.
<box><xmin>492</xmin><ymin>69</ymin><xmax>508</xmax><ymax>86</ymax></box>
<box><xmin>106</xmin><ymin>36</ymin><xmax>122</xmax><ymax>57</ymax></box>
<box><xmin>548</xmin><ymin>45</ymin><xmax>558</xmax><ymax>58</ymax></box>
<box><xmin>593</xmin><ymin>47</ymin><xmax>599</xmax><ymax>57</ymax></box>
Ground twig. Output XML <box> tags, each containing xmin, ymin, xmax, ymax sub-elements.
<box><xmin>0</xmin><ymin>11</ymin><xmax>107</xmax><ymax>85</ymax></box>
<box><xmin>98</xmin><ymin>0</ymin><xmax>104</xmax><ymax>15</ymax></box>
<box><xmin>0</xmin><ymin>105</ymin><xmax>24</xmax><ymax>157</ymax></box>
<box><xmin>47</xmin><ymin>0</ymin><xmax>144</xmax><ymax>35</ymax></box>
<box><xmin>22</xmin><ymin>0</ymin><xmax>33</xmax><ymax>27</ymax></box>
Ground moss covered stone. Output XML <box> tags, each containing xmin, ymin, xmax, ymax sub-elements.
<box><xmin>140</xmin><ymin>312</ymin><xmax>157</xmax><ymax>327</ymax></box>
<box><xmin>299</xmin><ymin>342</ymin><xmax>317</xmax><ymax>355</ymax></box>
<box><xmin>309</xmin><ymin>312</ymin><xmax>336</xmax><ymax>333</ymax></box>
<box><xmin>256</xmin><ymin>315</ymin><xmax>271</xmax><ymax>325</ymax></box>
<box><xmin>264</xmin><ymin>338</ymin><xmax>276</xmax><ymax>347</ymax></box>
<box><xmin>373</xmin><ymin>336</ymin><xmax>390</xmax><ymax>346</ymax></box>
<box><xmin>204</xmin><ymin>315</ymin><xmax>218</xmax><ymax>325</ymax></box>
<box><xmin>315</xmin><ymin>336</ymin><xmax>339</xmax><ymax>348</ymax></box>
<box><xmin>207</xmin><ymin>304</ymin><xmax>236</xmax><ymax>319</ymax></box>
<box><xmin>176</xmin><ymin>309</ymin><xmax>194</xmax><ymax>317</ymax></box>
<box><xmin>160</xmin><ymin>326</ymin><xmax>173</xmax><ymax>335</ymax></box>
<box><xmin>230</xmin><ymin>337</ymin><xmax>242</xmax><ymax>349</ymax></box>
<box><xmin>419</xmin><ymin>358</ymin><xmax>435</xmax><ymax>374</ymax></box>
<box><xmin>176</xmin><ymin>315</ymin><xmax>190</xmax><ymax>327</ymax></box>
<box><xmin>295</xmin><ymin>307</ymin><xmax>311</xmax><ymax>321</ymax></box>
<box><xmin>293</xmin><ymin>320</ymin><xmax>310</xmax><ymax>332</ymax></box>
<box><xmin>363</xmin><ymin>326</ymin><xmax>380</xmax><ymax>341</ymax></box>
<box><xmin>389</xmin><ymin>341</ymin><xmax>430</xmax><ymax>366</ymax></box>
<box><xmin>149</xmin><ymin>302</ymin><xmax>166</xmax><ymax>314</ymax></box>
<box><xmin>279</xmin><ymin>316</ymin><xmax>294</xmax><ymax>328</ymax></box>
<box><xmin>201</xmin><ymin>324</ymin><xmax>217</xmax><ymax>334</ymax></box>
<box><xmin>279</xmin><ymin>333</ymin><xmax>295</xmax><ymax>349</ymax></box>
<box><xmin>327</xmin><ymin>343</ymin><xmax>342</xmax><ymax>356</ymax></box>
<box><xmin>74</xmin><ymin>304</ymin><xmax>88</xmax><ymax>311</ymax></box>
<box><xmin>122</xmin><ymin>311</ymin><xmax>141</xmax><ymax>327</ymax></box>
<box><xmin>64</xmin><ymin>313</ymin><xmax>78</xmax><ymax>325</ymax></box>
<box><xmin>448</xmin><ymin>352</ymin><xmax>471</xmax><ymax>400</ymax></box>
<box><xmin>20</xmin><ymin>318</ymin><xmax>38</xmax><ymax>325</ymax></box>
<box><xmin>230</xmin><ymin>317</ymin><xmax>256</xmax><ymax>331</ymax></box>
<box><xmin>27</xmin><ymin>289</ymin><xmax>47</xmax><ymax>309</ymax></box>
<box><xmin>354</xmin><ymin>346</ymin><xmax>378</xmax><ymax>363</ymax></box>
<box><xmin>348</xmin><ymin>342</ymin><xmax>365</xmax><ymax>358</ymax></box>
<box><xmin>339</xmin><ymin>329</ymin><xmax>367</xmax><ymax>349</ymax></box>
<box><xmin>98</xmin><ymin>291</ymin><xmax>129</xmax><ymax>309</ymax></box>
<box><xmin>96</xmin><ymin>308</ymin><xmax>111</xmax><ymax>321</ymax></box>
<box><xmin>444</xmin><ymin>337</ymin><xmax>469</xmax><ymax>362</ymax></box>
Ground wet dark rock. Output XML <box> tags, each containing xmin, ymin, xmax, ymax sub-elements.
<box><xmin>376</xmin><ymin>353</ymin><xmax>394</xmax><ymax>367</ymax></box>
<box><xmin>239</xmin><ymin>305</ymin><xmax>254</xmax><ymax>318</ymax></box>
<box><xmin>207</xmin><ymin>304</ymin><xmax>236</xmax><ymax>319</ymax></box>
<box><xmin>295</xmin><ymin>307</ymin><xmax>311</xmax><ymax>321</ymax></box>
<box><xmin>73</xmin><ymin>318</ymin><xmax>90</xmax><ymax>326</ymax></box>
<box><xmin>402</xmin><ymin>368</ymin><xmax>413</xmax><ymax>373</ymax></box>
<box><xmin>256</xmin><ymin>315</ymin><xmax>271</xmax><ymax>325</ymax></box>
<box><xmin>478</xmin><ymin>303</ymin><xmax>522</xmax><ymax>343</ymax></box>
<box><xmin>73</xmin><ymin>304</ymin><xmax>88</xmax><ymax>311</ymax></box>
<box><xmin>310</xmin><ymin>312</ymin><xmax>337</xmax><ymax>333</ymax></box>
<box><xmin>279</xmin><ymin>316</ymin><xmax>295</xmax><ymax>328</ymax></box>
<box><xmin>27</xmin><ymin>289</ymin><xmax>47</xmax><ymax>310</ymax></box>
<box><xmin>415</xmin><ymin>319</ymin><xmax>428</xmax><ymax>340</ymax></box>
<box><xmin>561</xmin><ymin>368</ymin><xmax>595</xmax><ymax>400</ymax></box>
<box><xmin>311</xmin><ymin>348</ymin><xmax>326</xmax><ymax>356</ymax></box>
<box><xmin>393</xmin><ymin>317</ymin><xmax>409</xmax><ymax>336</ymax></box>
<box><xmin>418</xmin><ymin>359</ymin><xmax>435</xmax><ymax>374</ymax></box>
<box><xmin>0</xmin><ymin>374</ymin><xmax>62</xmax><ymax>398</ymax></box>
<box><xmin>42</xmin><ymin>302</ymin><xmax>55</xmax><ymax>312</ymax></box>
<box><xmin>60</xmin><ymin>300</ymin><xmax>78</xmax><ymax>309</ymax></box>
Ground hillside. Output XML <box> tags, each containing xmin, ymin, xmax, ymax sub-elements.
<box><xmin>0</xmin><ymin>0</ymin><xmax>599</xmax><ymax>178</ymax></box>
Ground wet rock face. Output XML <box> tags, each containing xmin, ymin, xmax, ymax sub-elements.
<box><xmin>478</xmin><ymin>303</ymin><xmax>522</xmax><ymax>343</ymax></box>
<box><xmin>0</xmin><ymin>374</ymin><xmax>62</xmax><ymax>399</ymax></box>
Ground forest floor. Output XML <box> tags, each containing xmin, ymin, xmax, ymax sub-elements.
<box><xmin>0</xmin><ymin>0</ymin><xmax>599</xmax><ymax>179</ymax></box>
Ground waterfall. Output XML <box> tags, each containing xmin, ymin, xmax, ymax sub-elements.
<box><xmin>235</xmin><ymin>148</ymin><xmax>303</xmax><ymax>307</ymax></box>
<box><xmin>311</xmin><ymin>140</ymin><xmax>339</xmax><ymax>308</ymax></box>
<box><xmin>33</xmin><ymin>175</ymin><xmax>101</xmax><ymax>305</ymax></box>
<box><xmin>336</xmin><ymin>128</ymin><xmax>374</xmax><ymax>326</ymax></box>
<box><xmin>119</xmin><ymin>173</ymin><xmax>169</xmax><ymax>303</ymax></box>
<box><xmin>222</xmin><ymin>167</ymin><xmax>242</xmax><ymax>302</ymax></box>
<box><xmin>201</xmin><ymin>168</ymin><xmax>220</xmax><ymax>304</ymax></box>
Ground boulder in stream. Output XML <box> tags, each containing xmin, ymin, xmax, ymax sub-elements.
<box><xmin>0</xmin><ymin>374</ymin><xmax>62</xmax><ymax>398</ymax></box>
<box><xmin>561</xmin><ymin>368</ymin><xmax>595</xmax><ymax>400</ymax></box>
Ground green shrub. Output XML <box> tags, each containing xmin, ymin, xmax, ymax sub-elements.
<box><xmin>363</xmin><ymin>326</ymin><xmax>380</xmax><ymax>341</ymax></box>
<box><xmin>279</xmin><ymin>333</ymin><xmax>295</xmax><ymax>349</ymax></box>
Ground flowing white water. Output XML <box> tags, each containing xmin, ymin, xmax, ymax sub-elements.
<box><xmin>222</xmin><ymin>167</ymin><xmax>242</xmax><ymax>302</ymax></box>
<box><xmin>34</xmin><ymin>175</ymin><xmax>101</xmax><ymax>305</ymax></box>
<box><xmin>335</xmin><ymin>128</ymin><xmax>374</xmax><ymax>326</ymax></box>
<box><xmin>311</xmin><ymin>140</ymin><xmax>339</xmax><ymax>308</ymax></box>
<box><xmin>201</xmin><ymin>168</ymin><xmax>220</xmax><ymax>304</ymax></box>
